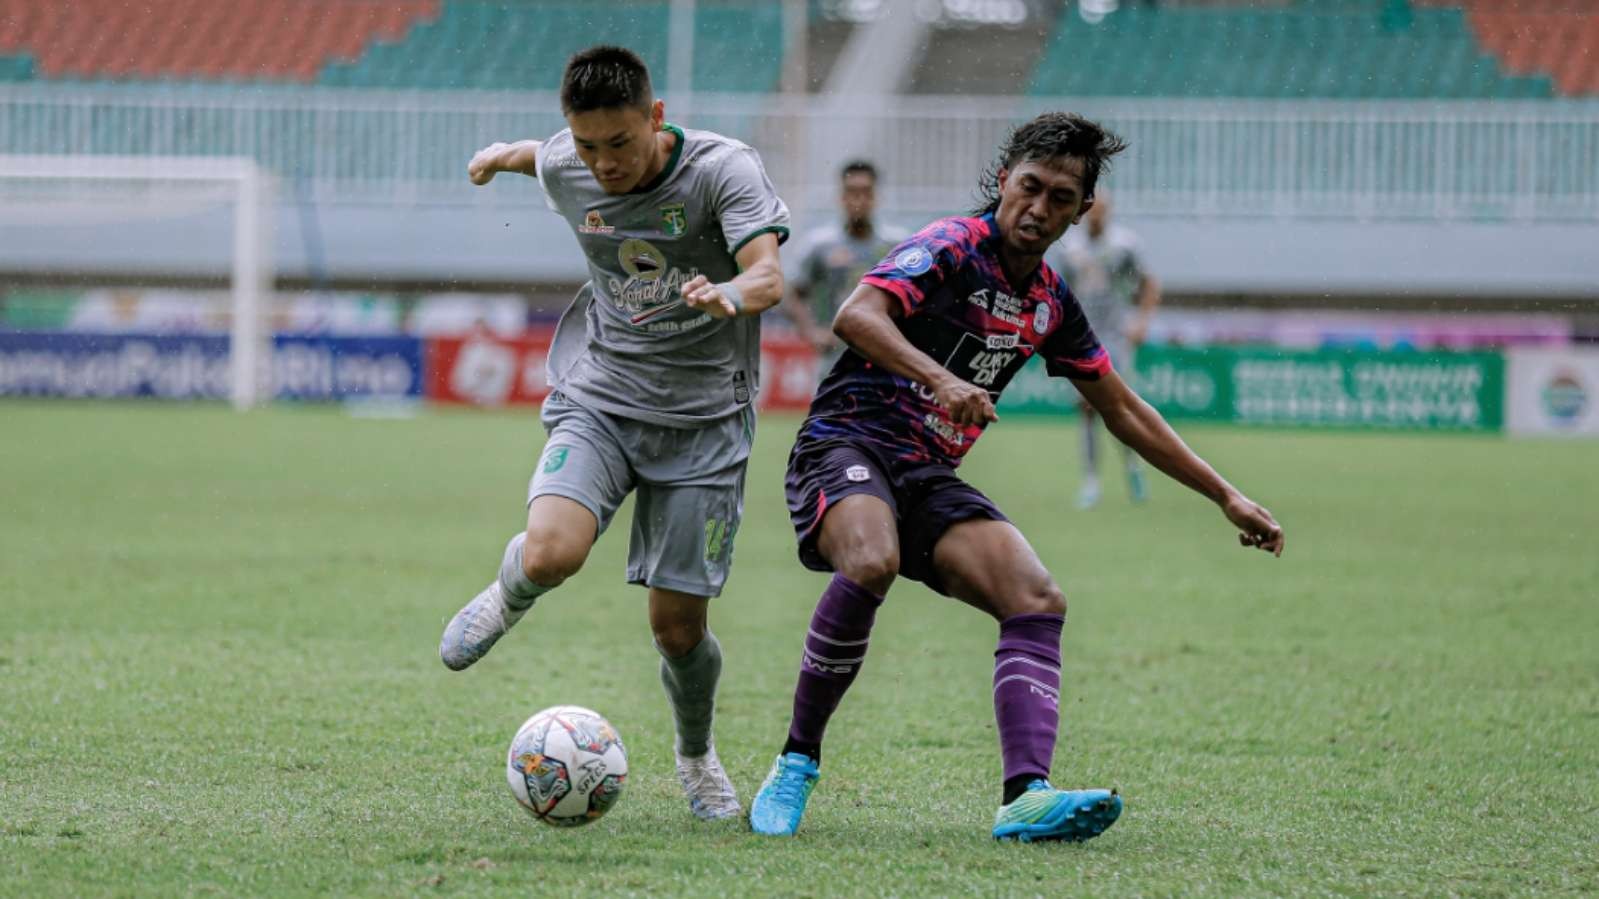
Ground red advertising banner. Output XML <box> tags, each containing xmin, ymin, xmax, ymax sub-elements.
<box><xmin>424</xmin><ymin>328</ymin><xmax>820</xmax><ymax>411</ymax></box>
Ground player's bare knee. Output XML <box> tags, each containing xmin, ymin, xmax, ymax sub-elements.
<box><xmin>837</xmin><ymin>548</ymin><xmax>898</xmax><ymax>595</ymax></box>
<box><xmin>520</xmin><ymin>532</ymin><xmax>586</xmax><ymax>586</ymax></box>
<box><xmin>654</xmin><ymin>624</ymin><xmax>707</xmax><ymax>658</ymax></box>
<box><xmin>1024</xmin><ymin>579</ymin><xmax>1067</xmax><ymax>617</ymax></box>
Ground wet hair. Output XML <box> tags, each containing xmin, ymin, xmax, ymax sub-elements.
<box><xmin>840</xmin><ymin>160</ymin><xmax>878</xmax><ymax>183</ymax></box>
<box><xmin>560</xmin><ymin>45</ymin><xmax>653</xmax><ymax>114</ymax></box>
<box><xmin>973</xmin><ymin>112</ymin><xmax>1128</xmax><ymax>214</ymax></box>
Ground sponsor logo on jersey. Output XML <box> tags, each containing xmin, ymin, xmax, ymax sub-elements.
<box><xmin>895</xmin><ymin>245</ymin><xmax>934</xmax><ymax>277</ymax></box>
<box><xmin>659</xmin><ymin>203</ymin><xmax>687</xmax><ymax>237</ymax></box>
<box><xmin>923</xmin><ymin>413</ymin><xmax>966</xmax><ymax>447</ymax></box>
<box><xmin>618</xmin><ymin>238</ymin><xmax>667</xmax><ymax>281</ymax></box>
<box><xmin>969</xmin><ymin>349</ymin><xmax>1016</xmax><ymax>387</ymax></box>
<box><xmin>1033</xmin><ymin>302</ymin><xmax>1051</xmax><ymax>333</ymax></box>
<box><xmin>986</xmin><ymin>333</ymin><xmax>1020</xmax><ymax>350</ymax></box>
<box><xmin>579</xmin><ymin>210</ymin><xmax>615</xmax><ymax>235</ymax></box>
<box><xmin>845</xmin><ymin>464</ymin><xmax>870</xmax><ymax>482</ymax></box>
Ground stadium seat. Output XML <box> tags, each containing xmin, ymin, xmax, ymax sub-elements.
<box><xmin>1028</xmin><ymin>0</ymin><xmax>1578</xmax><ymax>99</ymax></box>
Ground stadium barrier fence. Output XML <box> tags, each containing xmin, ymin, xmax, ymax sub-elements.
<box><xmin>2</xmin><ymin>85</ymin><xmax>1596</xmax><ymax>222</ymax></box>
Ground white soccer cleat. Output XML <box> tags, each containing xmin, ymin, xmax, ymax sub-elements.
<box><xmin>439</xmin><ymin>581</ymin><xmax>530</xmax><ymax>671</ymax></box>
<box><xmin>1076</xmin><ymin>479</ymin><xmax>1102</xmax><ymax>510</ymax></box>
<box><xmin>676</xmin><ymin>743</ymin><xmax>741</xmax><ymax>821</ymax></box>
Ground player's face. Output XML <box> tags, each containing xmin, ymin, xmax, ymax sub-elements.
<box><xmin>841</xmin><ymin>172</ymin><xmax>876</xmax><ymax>225</ymax></box>
<box><xmin>995</xmin><ymin>157</ymin><xmax>1091</xmax><ymax>257</ymax></box>
<box><xmin>567</xmin><ymin>100</ymin><xmax>666</xmax><ymax>194</ymax></box>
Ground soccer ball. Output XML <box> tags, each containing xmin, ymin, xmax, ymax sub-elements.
<box><xmin>505</xmin><ymin>705</ymin><xmax>628</xmax><ymax>827</ymax></box>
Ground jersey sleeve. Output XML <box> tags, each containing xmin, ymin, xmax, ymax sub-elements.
<box><xmin>859</xmin><ymin>217</ymin><xmax>977</xmax><ymax>316</ymax></box>
<box><xmin>533</xmin><ymin>133</ymin><xmax>565</xmax><ymax>215</ymax></box>
<box><xmin>713</xmin><ymin>147</ymin><xmax>791</xmax><ymax>256</ymax></box>
<box><xmin>1042</xmin><ymin>286</ymin><xmax>1114</xmax><ymax>381</ymax></box>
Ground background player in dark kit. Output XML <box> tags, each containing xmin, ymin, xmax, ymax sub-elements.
<box><xmin>749</xmin><ymin>112</ymin><xmax>1284</xmax><ymax>841</ymax></box>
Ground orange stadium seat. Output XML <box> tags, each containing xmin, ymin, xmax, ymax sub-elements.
<box><xmin>1414</xmin><ymin>0</ymin><xmax>1599</xmax><ymax>95</ymax></box>
<box><xmin>0</xmin><ymin>0</ymin><xmax>440</xmax><ymax>83</ymax></box>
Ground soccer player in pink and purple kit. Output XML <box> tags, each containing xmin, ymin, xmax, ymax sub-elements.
<box><xmin>749</xmin><ymin>113</ymin><xmax>1285</xmax><ymax>842</ymax></box>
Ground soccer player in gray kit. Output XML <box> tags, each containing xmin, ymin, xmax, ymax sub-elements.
<box><xmin>441</xmin><ymin>46</ymin><xmax>790</xmax><ymax>822</ymax></box>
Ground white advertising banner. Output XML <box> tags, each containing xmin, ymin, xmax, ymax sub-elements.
<box><xmin>1507</xmin><ymin>347</ymin><xmax>1599</xmax><ymax>436</ymax></box>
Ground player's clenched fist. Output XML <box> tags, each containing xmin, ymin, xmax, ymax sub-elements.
<box><xmin>680</xmin><ymin>275</ymin><xmax>739</xmax><ymax>319</ymax></box>
<box><xmin>468</xmin><ymin>142</ymin><xmax>513</xmax><ymax>185</ymax></box>
<box><xmin>933</xmin><ymin>376</ymin><xmax>998</xmax><ymax>427</ymax></box>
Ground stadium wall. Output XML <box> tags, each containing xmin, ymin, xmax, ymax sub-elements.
<box><xmin>5</xmin><ymin>328</ymin><xmax>1596</xmax><ymax>437</ymax></box>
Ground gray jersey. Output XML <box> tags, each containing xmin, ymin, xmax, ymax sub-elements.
<box><xmin>791</xmin><ymin>221</ymin><xmax>907</xmax><ymax>326</ymax></box>
<box><xmin>536</xmin><ymin>124</ymin><xmax>790</xmax><ymax>427</ymax></box>
<box><xmin>1050</xmin><ymin>225</ymin><xmax>1147</xmax><ymax>342</ymax></box>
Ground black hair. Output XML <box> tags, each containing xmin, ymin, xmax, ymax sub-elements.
<box><xmin>972</xmin><ymin>112</ymin><xmax>1128</xmax><ymax>214</ymax></box>
<box><xmin>840</xmin><ymin>160</ymin><xmax>878</xmax><ymax>182</ymax></box>
<box><xmin>560</xmin><ymin>45</ymin><xmax>653</xmax><ymax>114</ymax></box>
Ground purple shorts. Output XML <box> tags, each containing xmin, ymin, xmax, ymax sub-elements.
<box><xmin>784</xmin><ymin>435</ymin><xmax>1007</xmax><ymax>596</ymax></box>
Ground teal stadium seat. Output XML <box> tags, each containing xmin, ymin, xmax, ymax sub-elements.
<box><xmin>1029</xmin><ymin>0</ymin><xmax>1555</xmax><ymax>99</ymax></box>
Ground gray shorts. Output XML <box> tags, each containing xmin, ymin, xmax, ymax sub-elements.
<box><xmin>529</xmin><ymin>390</ymin><xmax>753</xmax><ymax>598</ymax></box>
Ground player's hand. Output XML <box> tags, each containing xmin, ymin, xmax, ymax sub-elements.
<box><xmin>1223</xmin><ymin>493</ymin><xmax>1284</xmax><ymax>557</ymax></box>
<box><xmin>681</xmin><ymin>275</ymin><xmax>738</xmax><ymax>318</ymax></box>
<box><xmin>933</xmin><ymin>376</ymin><xmax>999</xmax><ymax>427</ymax></box>
<box><xmin>468</xmin><ymin>143</ymin><xmax>511</xmax><ymax>185</ymax></box>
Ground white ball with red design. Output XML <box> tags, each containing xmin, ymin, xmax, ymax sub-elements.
<box><xmin>506</xmin><ymin>705</ymin><xmax>628</xmax><ymax>827</ymax></box>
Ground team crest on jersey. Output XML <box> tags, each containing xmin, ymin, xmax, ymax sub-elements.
<box><xmin>579</xmin><ymin>210</ymin><xmax>614</xmax><ymax>235</ymax></box>
<box><xmin>1033</xmin><ymin>302</ymin><xmax>1051</xmax><ymax>333</ymax></box>
<box><xmin>618</xmin><ymin>238</ymin><xmax>667</xmax><ymax>281</ymax></box>
<box><xmin>659</xmin><ymin>203</ymin><xmax>687</xmax><ymax>237</ymax></box>
<box><xmin>894</xmin><ymin>245</ymin><xmax>934</xmax><ymax>277</ymax></box>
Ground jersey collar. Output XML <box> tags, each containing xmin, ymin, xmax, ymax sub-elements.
<box><xmin>630</xmin><ymin>123</ymin><xmax>685</xmax><ymax>195</ymax></box>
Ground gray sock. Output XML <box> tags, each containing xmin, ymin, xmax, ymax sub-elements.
<box><xmin>658</xmin><ymin>630</ymin><xmax>722</xmax><ymax>757</ymax></box>
<box><xmin>497</xmin><ymin>532</ymin><xmax>551</xmax><ymax>611</ymax></box>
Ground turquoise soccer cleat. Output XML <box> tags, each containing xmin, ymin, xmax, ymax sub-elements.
<box><xmin>992</xmin><ymin>780</ymin><xmax>1122</xmax><ymax>843</ymax></box>
<box><xmin>749</xmin><ymin>752</ymin><xmax>820</xmax><ymax>836</ymax></box>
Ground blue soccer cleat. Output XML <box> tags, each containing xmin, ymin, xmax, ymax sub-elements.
<box><xmin>749</xmin><ymin>752</ymin><xmax>820</xmax><ymax>836</ymax></box>
<box><xmin>992</xmin><ymin>780</ymin><xmax>1122</xmax><ymax>843</ymax></box>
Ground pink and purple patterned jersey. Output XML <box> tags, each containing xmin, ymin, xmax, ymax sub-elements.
<box><xmin>800</xmin><ymin>213</ymin><xmax>1112</xmax><ymax>467</ymax></box>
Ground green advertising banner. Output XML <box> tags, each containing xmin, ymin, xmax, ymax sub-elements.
<box><xmin>999</xmin><ymin>345</ymin><xmax>1505</xmax><ymax>432</ymax></box>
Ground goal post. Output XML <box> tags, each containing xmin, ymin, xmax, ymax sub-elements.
<box><xmin>0</xmin><ymin>155</ymin><xmax>276</xmax><ymax>409</ymax></box>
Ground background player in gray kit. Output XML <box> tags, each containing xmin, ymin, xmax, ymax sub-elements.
<box><xmin>1048</xmin><ymin>192</ymin><xmax>1163</xmax><ymax>508</ymax></box>
<box><xmin>781</xmin><ymin>160</ymin><xmax>905</xmax><ymax>379</ymax></box>
<box><xmin>440</xmin><ymin>46</ymin><xmax>789</xmax><ymax>822</ymax></box>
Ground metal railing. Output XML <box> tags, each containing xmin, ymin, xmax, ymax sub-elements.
<box><xmin>3</xmin><ymin>84</ymin><xmax>1596</xmax><ymax>222</ymax></box>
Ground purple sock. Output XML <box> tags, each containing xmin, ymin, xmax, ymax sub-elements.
<box><xmin>784</xmin><ymin>574</ymin><xmax>885</xmax><ymax>759</ymax></box>
<box><xmin>993</xmin><ymin>613</ymin><xmax>1064</xmax><ymax>784</ymax></box>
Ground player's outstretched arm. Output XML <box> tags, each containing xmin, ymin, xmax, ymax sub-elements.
<box><xmin>1075</xmin><ymin>372</ymin><xmax>1284</xmax><ymax>556</ymax></box>
<box><xmin>467</xmin><ymin>140</ymin><xmax>540</xmax><ymax>185</ymax></box>
<box><xmin>681</xmin><ymin>233</ymin><xmax>785</xmax><ymax>319</ymax></box>
<box><xmin>833</xmin><ymin>285</ymin><xmax>997</xmax><ymax>427</ymax></box>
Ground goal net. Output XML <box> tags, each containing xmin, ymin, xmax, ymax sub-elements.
<box><xmin>0</xmin><ymin>155</ymin><xmax>275</xmax><ymax>409</ymax></box>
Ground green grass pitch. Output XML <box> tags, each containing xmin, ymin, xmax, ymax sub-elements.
<box><xmin>2</xmin><ymin>401</ymin><xmax>1595</xmax><ymax>896</ymax></box>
